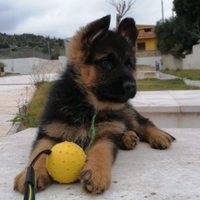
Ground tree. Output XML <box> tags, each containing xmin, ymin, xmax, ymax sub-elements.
<box><xmin>155</xmin><ymin>0</ymin><xmax>200</xmax><ymax>58</ymax></box>
<box><xmin>155</xmin><ymin>17</ymin><xmax>198</xmax><ymax>58</ymax></box>
<box><xmin>173</xmin><ymin>0</ymin><xmax>200</xmax><ymax>39</ymax></box>
<box><xmin>107</xmin><ymin>0</ymin><xmax>137</xmax><ymax>26</ymax></box>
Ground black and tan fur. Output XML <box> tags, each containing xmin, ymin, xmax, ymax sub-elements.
<box><xmin>14</xmin><ymin>15</ymin><xmax>175</xmax><ymax>195</ymax></box>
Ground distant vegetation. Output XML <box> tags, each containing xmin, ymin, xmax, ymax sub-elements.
<box><xmin>0</xmin><ymin>32</ymin><xmax>65</xmax><ymax>60</ymax></box>
<box><xmin>155</xmin><ymin>0</ymin><xmax>200</xmax><ymax>58</ymax></box>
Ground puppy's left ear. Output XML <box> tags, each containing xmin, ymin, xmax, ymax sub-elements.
<box><xmin>116</xmin><ymin>18</ymin><xmax>138</xmax><ymax>46</ymax></box>
<box><xmin>83</xmin><ymin>15</ymin><xmax>111</xmax><ymax>47</ymax></box>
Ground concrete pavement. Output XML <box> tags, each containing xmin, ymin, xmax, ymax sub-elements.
<box><xmin>0</xmin><ymin>128</ymin><xmax>200</xmax><ymax>200</ymax></box>
<box><xmin>0</xmin><ymin>74</ymin><xmax>59</xmax><ymax>139</ymax></box>
<box><xmin>0</xmin><ymin>76</ymin><xmax>35</xmax><ymax>139</ymax></box>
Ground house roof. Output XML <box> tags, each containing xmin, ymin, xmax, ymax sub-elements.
<box><xmin>136</xmin><ymin>24</ymin><xmax>156</xmax><ymax>40</ymax></box>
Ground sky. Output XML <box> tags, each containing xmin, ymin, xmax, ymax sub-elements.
<box><xmin>0</xmin><ymin>0</ymin><xmax>174</xmax><ymax>39</ymax></box>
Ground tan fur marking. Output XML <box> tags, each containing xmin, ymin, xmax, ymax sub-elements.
<box><xmin>14</xmin><ymin>139</ymin><xmax>56</xmax><ymax>194</ymax></box>
<box><xmin>67</xmin><ymin>26</ymin><xmax>90</xmax><ymax>67</ymax></box>
<box><xmin>79</xmin><ymin>139</ymin><xmax>114</xmax><ymax>194</ymax></box>
<box><xmin>45</xmin><ymin>122</ymin><xmax>89</xmax><ymax>146</ymax></box>
<box><xmin>94</xmin><ymin>50</ymin><xmax>117</xmax><ymax>60</ymax></box>
<box><xmin>95</xmin><ymin>121</ymin><xmax>126</xmax><ymax>137</ymax></box>
<box><xmin>80</xmin><ymin>65</ymin><xmax>97</xmax><ymax>89</ymax></box>
<box><xmin>123</xmin><ymin>106</ymin><xmax>143</xmax><ymax>134</ymax></box>
<box><xmin>87</xmin><ymin>91</ymin><xmax>124</xmax><ymax>110</ymax></box>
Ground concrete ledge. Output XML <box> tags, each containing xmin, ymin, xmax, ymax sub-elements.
<box><xmin>0</xmin><ymin>128</ymin><xmax>200</xmax><ymax>200</ymax></box>
<box><xmin>6</xmin><ymin>122</ymin><xmax>21</xmax><ymax>136</ymax></box>
<box><xmin>183</xmin><ymin>79</ymin><xmax>200</xmax><ymax>88</ymax></box>
<box><xmin>131</xmin><ymin>90</ymin><xmax>200</xmax><ymax>113</ymax></box>
<box><xmin>130</xmin><ymin>90</ymin><xmax>200</xmax><ymax>128</ymax></box>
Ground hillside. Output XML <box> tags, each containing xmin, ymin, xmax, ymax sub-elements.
<box><xmin>0</xmin><ymin>33</ymin><xmax>65</xmax><ymax>60</ymax></box>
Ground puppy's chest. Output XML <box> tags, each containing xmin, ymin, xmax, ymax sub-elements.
<box><xmin>94</xmin><ymin>111</ymin><xmax>127</xmax><ymax>137</ymax></box>
<box><xmin>94</xmin><ymin>120</ymin><xmax>126</xmax><ymax>138</ymax></box>
<box><xmin>46</xmin><ymin>111</ymin><xmax>127</xmax><ymax>149</ymax></box>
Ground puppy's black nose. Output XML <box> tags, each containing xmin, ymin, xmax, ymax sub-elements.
<box><xmin>123</xmin><ymin>82</ymin><xmax>136</xmax><ymax>97</ymax></box>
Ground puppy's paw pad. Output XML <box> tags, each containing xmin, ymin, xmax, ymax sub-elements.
<box><xmin>150</xmin><ymin>133</ymin><xmax>174</xmax><ymax>150</ymax></box>
<box><xmin>14</xmin><ymin>170</ymin><xmax>27</xmax><ymax>194</ymax></box>
<box><xmin>14</xmin><ymin>168</ymin><xmax>52</xmax><ymax>194</ymax></box>
<box><xmin>121</xmin><ymin>131</ymin><xmax>139</xmax><ymax>149</ymax></box>
<box><xmin>79</xmin><ymin>169</ymin><xmax>111</xmax><ymax>195</ymax></box>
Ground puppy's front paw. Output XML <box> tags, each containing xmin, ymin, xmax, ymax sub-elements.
<box><xmin>120</xmin><ymin>131</ymin><xmax>139</xmax><ymax>150</ymax></box>
<box><xmin>14</xmin><ymin>167</ymin><xmax>52</xmax><ymax>194</ymax></box>
<box><xmin>149</xmin><ymin>130</ymin><xmax>175</xmax><ymax>150</ymax></box>
<box><xmin>14</xmin><ymin>170</ymin><xmax>27</xmax><ymax>194</ymax></box>
<box><xmin>79</xmin><ymin>167</ymin><xmax>111</xmax><ymax>195</ymax></box>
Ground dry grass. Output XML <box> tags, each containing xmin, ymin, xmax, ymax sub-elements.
<box><xmin>17</xmin><ymin>82</ymin><xmax>53</xmax><ymax>131</ymax></box>
<box><xmin>137</xmin><ymin>78</ymin><xmax>200</xmax><ymax>91</ymax></box>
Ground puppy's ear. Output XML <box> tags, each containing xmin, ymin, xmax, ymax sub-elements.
<box><xmin>83</xmin><ymin>15</ymin><xmax>111</xmax><ymax>47</ymax></box>
<box><xmin>116</xmin><ymin>18</ymin><xmax>138</xmax><ymax>46</ymax></box>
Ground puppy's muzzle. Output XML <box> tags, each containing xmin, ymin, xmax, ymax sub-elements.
<box><xmin>123</xmin><ymin>81</ymin><xmax>136</xmax><ymax>98</ymax></box>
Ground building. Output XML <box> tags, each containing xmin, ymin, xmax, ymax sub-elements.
<box><xmin>136</xmin><ymin>25</ymin><xmax>157</xmax><ymax>51</ymax></box>
<box><xmin>64</xmin><ymin>24</ymin><xmax>158</xmax><ymax>56</ymax></box>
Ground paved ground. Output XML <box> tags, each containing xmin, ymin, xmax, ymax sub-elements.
<box><xmin>0</xmin><ymin>74</ymin><xmax>59</xmax><ymax>139</ymax></box>
<box><xmin>0</xmin><ymin>75</ymin><xmax>35</xmax><ymax>139</ymax></box>
<box><xmin>0</xmin><ymin>128</ymin><xmax>200</xmax><ymax>200</ymax></box>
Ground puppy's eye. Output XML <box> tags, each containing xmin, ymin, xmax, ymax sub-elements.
<box><xmin>126</xmin><ymin>62</ymin><xmax>132</xmax><ymax>70</ymax></box>
<box><xmin>100</xmin><ymin>60</ymin><xmax>113</xmax><ymax>70</ymax></box>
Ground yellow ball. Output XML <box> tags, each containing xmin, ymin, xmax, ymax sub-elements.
<box><xmin>46</xmin><ymin>141</ymin><xmax>86</xmax><ymax>183</ymax></box>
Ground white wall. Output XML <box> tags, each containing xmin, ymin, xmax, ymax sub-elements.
<box><xmin>162</xmin><ymin>54</ymin><xmax>183</xmax><ymax>70</ymax></box>
<box><xmin>1</xmin><ymin>57</ymin><xmax>49</xmax><ymax>74</ymax></box>
<box><xmin>136</xmin><ymin>56</ymin><xmax>162</xmax><ymax>68</ymax></box>
<box><xmin>183</xmin><ymin>44</ymin><xmax>200</xmax><ymax>69</ymax></box>
<box><xmin>59</xmin><ymin>56</ymin><xmax>68</xmax><ymax>72</ymax></box>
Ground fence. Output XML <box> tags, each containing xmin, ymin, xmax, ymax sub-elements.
<box><xmin>0</xmin><ymin>49</ymin><xmax>50</xmax><ymax>60</ymax></box>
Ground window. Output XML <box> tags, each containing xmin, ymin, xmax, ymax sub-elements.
<box><xmin>144</xmin><ymin>28</ymin><xmax>151</xmax><ymax>32</ymax></box>
<box><xmin>137</xmin><ymin>43</ymin><xmax>146</xmax><ymax>51</ymax></box>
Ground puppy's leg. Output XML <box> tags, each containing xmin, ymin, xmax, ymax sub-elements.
<box><xmin>140</xmin><ymin>123</ymin><xmax>175</xmax><ymax>149</ymax></box>
<box><xmin>120</xmin><ymin>131</ymin><xmax>139</xmax><ymax>150</ymax></box>
<box><xmin>79</xmin><ymin>139</ymin><xmax>117</xmax><ymax>195</ymax></box>
<box><xmin>14</xmin><ymin>139</ymin><xmax>56</xmax><ymax>194</ymax></box>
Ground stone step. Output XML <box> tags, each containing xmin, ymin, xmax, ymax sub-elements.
<box><xmin>131</xmin><ymin>90</ymin><xmax>200</xmax><ymax>128</ymax></box>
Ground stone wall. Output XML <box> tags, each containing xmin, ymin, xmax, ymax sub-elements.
<box><xmin>162</xmin><ymin>54</ymin><xmax>183</xmax><ymax>70</ymax></box>
<box><xmin>162</xmin><ymin>44</ymin><xmax>200</xmax><ymax>70</ymax></box>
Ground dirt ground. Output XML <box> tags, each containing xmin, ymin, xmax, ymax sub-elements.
<box><xmin>137</xmin><ymin>65</ymin><xmax>155</xmax><ymax>71</ymax></box>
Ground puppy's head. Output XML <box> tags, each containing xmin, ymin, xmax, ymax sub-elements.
<box><xmin>68</xmin><ymin>15</ymin><xmax>138</xmax><ymax>110</ymax></box>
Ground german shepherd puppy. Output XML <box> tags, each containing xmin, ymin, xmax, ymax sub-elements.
<box><xmin>14</xmin><ymin>15</ymin><xmax>175</xmax><ymax>195</ymax></box>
